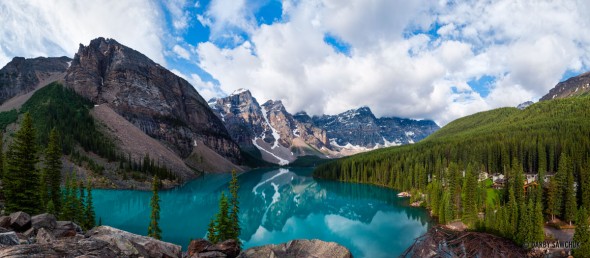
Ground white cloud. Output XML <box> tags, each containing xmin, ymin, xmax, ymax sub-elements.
<box><xmin>172</xmin><ymin>45</ymin><xmax>191</xmax><ymax>60</ymax></box>
<box><xmin>0</xmin><ymin>0</ymin><xmax>166</xmax><ymax>67</ymax></box>
<box><xmin>164</xmin><ymin>0</ymin><xmax>191</xmax><ymax>32</ymax></box>
<box><xmin>199</xmin><ymin>0</ymin><xmax>256</xmax><ymax>43</ymax></box>
<box><xmin>197</xmin><ymin>0</ymin><xmax>590</xmax><ymax>126</ymax></box>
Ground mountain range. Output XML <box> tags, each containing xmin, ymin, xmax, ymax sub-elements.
<box><xmin>208</xmin><ymin>89</ymin><xmax>439</xmax><ymax>165</ymax></box>
<box><xmin>0</xmin><ymin>37</ymin><xmax>441</xmax><ymax>188</ymax></box>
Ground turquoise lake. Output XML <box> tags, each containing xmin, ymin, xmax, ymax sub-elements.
<box><xmin>93</xmin><ymin>167</ymin><xmax>431</xmax><ymax>257</ymax></box>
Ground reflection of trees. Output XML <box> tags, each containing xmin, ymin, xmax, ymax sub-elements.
<box><xmin>240</xmin><ymin>169</ymin><xmax>433</xmax><ymax>241</ymax></box>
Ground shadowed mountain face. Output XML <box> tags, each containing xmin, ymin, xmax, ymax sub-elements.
<box><xmin>0</xmin><ymin>56</ymin><xmax>71</xmax><ymax>104</ymax></box>
<box><xmin>541</xmin><ymin>71</ymin><xmax>590</xmax><ymax>101</ymax></box>
<box><xmin>64</xmin><ymin>37</ymin><xmax>241</xmax><ymax>163</ymax></box>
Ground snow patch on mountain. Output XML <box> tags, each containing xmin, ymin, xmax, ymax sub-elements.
<box><xmin>260</xmin><ymin>105</ymin><xmax>281</xmax><ymax>149</ymax></box>
<box><xmin>252</xmin><ymin>137</ymin><xmax>289</xmax><ymax>165</ymax></box>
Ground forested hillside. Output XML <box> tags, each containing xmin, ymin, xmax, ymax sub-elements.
<box><xmin>0</xmin><ymin>82</ymin><xmax>177</xmax><ymax>181</ymax></box>
<box><xmin>314</xmin><ymin>95</ymin><xmax>590</xmax><ymax>249</ymax></box>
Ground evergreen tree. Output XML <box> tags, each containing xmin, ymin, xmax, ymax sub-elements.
<box><xmin>546</xmin><ymin>174</ymin><xmax>559</xmax><ymax>221</ymax></box>
<box><xmin>564</xmin><ymin>163</ymin><xmax>577</xmax><ymax>225</ymax></box>
<box><xmin>3</xmin><ymin>113</ymin><xmax>42</xmax><ymax>214</ymax></box>
<box><xmin>462</xmin><ymin>164</ymin><xmax>478</xmax><ymax>226</ymax></box>
<box><xmin>215</xmin><ymin>192</ymin><xmax>231</xmax><ymax>242</ymax></box>
<box><xmin>44</xmin><ymin>129</ymin><xmax>62</xmax><ymax>213</ymax></box>
<box><xmin>228</xmin><ymin>170</ymin><xmax>241</xmax><ymax>245</ymax></box>
<box><xmin>0</xmin><ymin>132</ymin><xmax>4</xmax><ymax>178</ymax></box>
<box><xmin>83</xmin><ymin>182</ymin><xmax>96</xmax><ymax>230</ymax></box>
<box><xmin>147</xmin><ymin>176</ymin><xmax>162</xmax><ymax>239</ymax></box>
<box><xmin>574</xmin><ymin>207</ymin><xmax>590</xmax><ymax>257</ymax></box>
<box><xmin>207</xmin><ymin>218</ymin><xmax>218</xmax><ymax>243</ymax></box>
<box><xmin>581</xmin><ymin>162</ymin><xmax>590</xmax><ymax>213</ymax></box>
<box><xmin>532</xmin><ymin>194</ymin><xmax>545</xmax><ymax>242</ymax></box>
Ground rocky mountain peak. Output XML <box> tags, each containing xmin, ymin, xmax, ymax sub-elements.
<box><xmin>65</xmin><ymin>38</ymin><xmax>241</xmax><ymax>164</ymax></box>
<box><xmin>0</xmin><ymin>56</ymin><xmax>71</xmax><ymax>104</ymax></box>
<box><xmin>540</xmin><ymin>71</ymin><xmax>590</xmax><ymax>101</ymax></box>
<box><xmin>516</xmin><ymin>101</ymin><xmax>534</xmax><ymax>110</ymax></box>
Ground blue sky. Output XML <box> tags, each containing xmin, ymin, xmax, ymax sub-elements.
<box><xmin>1</xmin><ymin>0</ymin><xmax>590</xmax><ymax>125</ymax></box>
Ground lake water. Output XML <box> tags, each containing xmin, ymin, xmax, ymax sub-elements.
<box><xmin>93</xmin><ymin>167</ymin><xmax>431</xmax><ymax>257</ymax></box>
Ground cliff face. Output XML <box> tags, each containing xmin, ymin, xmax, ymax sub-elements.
<box><xmin>210</xmin><ymin>90</ymin><xmax>331</xmax><ymax>164</ymax></box>
<box><xmin>65</xmin><ymin>38</ymin><xmax>241</xmax><ymax>163</ymax></box>
<box><xmin>0</xmin><ymin>56</ymin><xmax>71</xmax><ymax>104</ymax></box>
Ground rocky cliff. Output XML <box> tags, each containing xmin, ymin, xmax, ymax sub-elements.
<box><xmin>0</xmin><ymin>56</ymin><xmax>71</xmax><ymax>104</ymax></box>
<box><xmin>64</xmin><ymin>38</ymin><xmax>241</xmax><ymax>165</ymax></box>
<box><xmin>209</xmin><ymin>89</ymin><xmax>330</xmax><ymax>165</ymax></box>
<box><xmin>540</xmin><ymin>71</ymin><xmax>590</xmax><ymax>101</ymax></box>
<box><xmin>307</xmin><ymin>106</ymin><xmax>439</xmax><ymax>150</ymax></box>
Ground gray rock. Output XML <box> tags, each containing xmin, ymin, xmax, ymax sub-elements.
<box><xmin>86</xmin><ymin>225</ymin><xmax>181</xmax><ymax>258</ymax></box>
<box><xmin>53</xmin><ymin>221</ymin><xmax>82</xmax><ymax>238</ymax></box>
<box><xmin>31</xmin><ymin>213</ymin><xmax>57</xmax><ymax>230</ymax></box>
<box><xmin>9</xmin><ymin>211</ymin><xmax>31</xmax><ymax>232</ymax></box>
<box><xmin>197</xmin><ymin>251</ymin><xmax>227</xmax><ymax>258</ymax></box>
<box><xmin>0</xmin><ymin>56</ymin><xmax>71</xmax><ymax>104</ymax></box>
<box><xmin>238</xmin><ymin>239</ymin><xmax>352</xmax><ymax>258</ymax></box>
<box><xmin>23</xmin><ymin>227</ymin><xmax>36</xmax><ymax>238</ymax></box>
<box><xmin>188</xmin><ymin>238</ymin><xmax>212</xmax><ymax>256</ymax></box>
<box><xmin>206</xmin><ymin>239</ymin><xmax>240</xmax><ymax>258</ymax></box>
<box><xmin>0</xmin><ymin>226</ymin><xmax>11</xmax><ymax>233</ymax></box>
<box><xmin>0</xmin><ymin>231</ymin><xmax>19</xmax><ymax>246</ymax></box>
<box><xmin>0</xmin><ymin>216</ymin><xmax>11</xmax><ymax>228</ymax></box>
<box><xmin>36</xmin><ymin>228</ymin><xmax>56</xmax><ymax>244</ymax></box>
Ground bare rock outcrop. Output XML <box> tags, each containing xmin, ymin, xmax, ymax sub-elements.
<box><xmin>0</xmin><ymin>56</ymin><xmax>71</xmax><ymax>104</ymax></box>
<box><xmin>238</xmin><ymin>239</ymin><xmax>352</xmax><ymax>258</ymax></box>
<box><xmin>65</xmin><ymin>37</ymin><xmax>242</xmax><ymax>169</ymax></box>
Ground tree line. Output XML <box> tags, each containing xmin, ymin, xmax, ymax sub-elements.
<box><xmin>314</xmin><ymin>96</ymin><xmax>590</xmax><ymax>255</ymax></box>
<box><xmin>2</xmin><ymin>113</ymin><xmax>96</xmax><ymax>229</ymax></box>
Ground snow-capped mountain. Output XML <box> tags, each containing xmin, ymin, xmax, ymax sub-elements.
<box><xmin>209</xmin><ymin>89</ymin><xmax>330</xmax><ymax>165</ymax></box>
<box><xmin>299</xmin><ymin>107</ymin><xmax>439</xmax><ymax>152</ymax></box>
<box><xmin>210</xmin><ymin>90</ymin><xmax>439</xmax><ymax>165</ymax></box>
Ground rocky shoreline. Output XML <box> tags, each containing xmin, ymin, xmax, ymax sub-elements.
<box><xmin>0</xmin><ymin>211</ymin><xmax>352</xmax><ymax>258</ymax></box>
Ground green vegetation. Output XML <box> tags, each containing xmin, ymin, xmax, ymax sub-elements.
<box><xmin>314</xmin><ymin>96</ymin><xmax>590</xmax><ymax>246</ymax></box>
<box><xmin>60</xmin><ymin>173</ymin><xmax>96</xmax><ymax>230</ymax></box>
<box><xmin>574</xmin><ymin>207</ymin><xmax>590</xmax><ymax>257</ymax></box>
<box><xmin>207</xmin><ymin>170</ymin><xmax>241</xmax><ymax>247</ymax></box>
<box><xmin>148</xmin><ymin>175</ymin><xmax>162</xmax><ymax>239</ymax></box>
<box><xmin>0</xmin><ymin>82</ymin><xmax>176</xmax><ymax>181</ymax></box>
<box><xmin>3</xmin><ymin>113</ymin><xmax>42</xmax><ymax>214</ymax></box>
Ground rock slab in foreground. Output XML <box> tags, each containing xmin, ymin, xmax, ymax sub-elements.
<box><xmin>238</xmin><ymin>239</ymin><xmax>352</xmax><ymax>258</ymax></box>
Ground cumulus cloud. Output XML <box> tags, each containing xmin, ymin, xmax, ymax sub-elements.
<box><xmin>197</xmin><ymin>0</ymin><xmax>590</xmax><ymax>125</ymax></box>
<box><xmin>172</xmin><ymin>45</ymin><xmax>191</xmax><ymax>60</ymax></box>
<box><xmin>0</xmin><ymin>0</ymin><xmax>166</xmax><ymax>67</ymax></box>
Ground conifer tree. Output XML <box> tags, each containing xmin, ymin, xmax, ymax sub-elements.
<box><xmin>228</xmin><ymin>170</ymin><xmax>241</xmax><ymax>245</ymax></box>
<box><xmin>0</xmin><ymin>132</ymin><xmax>4</xmax><ymax>178</ymax></box>
<box><xmin>546</xmin><ymin>173</ymin><xmax>559</xmax><ymax>221</ymax></box>
<box><xmin>215</xmin><ymin>192</ymin><xmax>231</xmax><ymax>241</ymax></box>
<box><xmin>84</xmin><ymin>182</ymin><xmax>96</xmax><ymax>230</ymax></box>
<box><xmin>581</xmin><ymin>162</ymin><xmax>590</xmax><ymax>213</ymax></box>
<box><xmin>574</xmin><ymin>207</ymin><xmax>590</xmax><ymax>257</ymax></box>
<box><xmin>207</xmin><ymin>218</ymin><xmax>218</xmax><ymax>243</ymax></box>
<box><xmin>147</xmin><ymin>176</ymin><xmax>162</xmax><ymax>239</ymax></box>
<box><xmin>462</xmin><ymin>164</ymin><xmax>478</xmax><ymax>226</ymax></box>
<box><xmin>44</xmin><ymin>128</ymin><xmax>63</xmax><ymax>213</ymax></box>
<box><xmin>564</xmin><ymin>162</ymin><xmax>577</xmax><ymax>225</ymax></box>
<box><xmin>3</xmin><ymin>113</ymin><xmax>41</xmax><ymax>214</ymax></box>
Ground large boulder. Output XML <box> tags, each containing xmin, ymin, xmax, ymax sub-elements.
<box><xmin>238</xmin><ymin>239</ymin><xmax>352</xmax><ymax>258</ymax></box>
<box><xmin>86</xmin><ymin>226</ymin><xmax>182</xmax><ymax>258</ymax></box>
<box><xmin>0</xmin><ymin>216</ymin><xmax>11</xmax><ymax>228</ymax></box>
<box><xmin>9</xmin><ymin>211</ymin><xmax>31</xmax><ymax>232</ymax></box>
<box><xmin>36</xmin><ymin>228</ymin><xmax>56</xmax><ymax>244</ymax></box>
<box><xmin>206</xmin><ymin>239</ymin><xmax>240</xmax><ymax>258</ymax></box>
<box><xmin>31</xmin><ymin>213</ymin><xmax>57</xmax><ymax>230</ymax></box>
<box><xmin>0</xmin><ymin>231</ymin><xmax>19</xmax><ymax>246</ymax></box>
<box><xmin>188</xmin><ymin>238</ymin><xmax>212</xmax><ymax>256</ymax></box>
<box><xmin>53</xmin><ymin>221</ymin><xmax>82</xmax><ymax>238</ymax></box>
